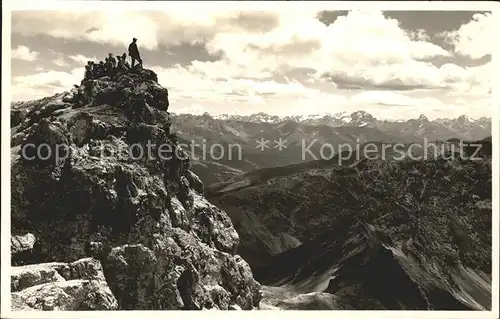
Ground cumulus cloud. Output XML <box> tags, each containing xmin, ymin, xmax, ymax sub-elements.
<box><xmin>349</xmin><ymin>90</ymin><xmax>491</xmax><ymax>120</ymax></box>
<box><xmin>440</xmin><ymin>12</ymin><xmax>494</xmax><ymax>59</ymax></box>
<box><xmin>153</xmin><ymin>64</ymin><xmax>339</xmax><ymax>105</ymax></box>
<box><xmin>440</xmin><ymin>61</ymin><xmax>492</xmax><ymax>95</ymax></box>
<box><xmin>153</xmin><ymin>64</ymin><xmax>485</xmax><ymax>119</ymax></box>
<box><xmin>173</xmin><ymin>104</ymin><xmax>211</xmax><ymax>116</ymax></box>
<box><xmin>350</xmin><ymin>91</ymin><xmax>443</xmax><ymax>108</ymax></box>
<box><xmin>12</xmin><ymin>9</ymin><xmax>491</xmax><ymax>93</ymax></box>
<box><xmin>53</xmin><ymin>58</ymin><xmax>69</xmax><ymax>67</ymax></box>
<box><xmin>10</xmin><ymin>9</ymin><xmax>493</xmax><ymax>119</ymax></box>
<box><xmin>68</xmin><ymin>54</ymin><xmax>99</xmax><ymax>64</ymax></box>
<box><xmin>11</xmin><ymin>10</ymin><xmax>286</xmax><ymax>51</ymax></box>
<box><xmin>11</xmin><ymin>68</ymin><xmax>83</xmax><ymax>101</ymax></box>
<box><xmin>11</xmin><ymin>45</ymin><xmax>39</xmax><ymax>61</ymax></box>
<box><xmin>193</xmin><ymin>10</ymin><xmax>455</xmax><ymax>90</ymax></box>
<box><xmin>11</xmin><ymin>61</ymin><xmax>491</xmax><ymax>120</ymax></box>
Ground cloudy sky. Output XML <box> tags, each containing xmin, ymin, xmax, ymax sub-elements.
<box><xmin>10</xmin><ymin>8</ymin><xmax>494</xmax><ymax>120</ymax></box>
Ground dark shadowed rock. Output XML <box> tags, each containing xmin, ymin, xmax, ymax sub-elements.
<box><xmin>210</xmin><ymin>154</ymin><xmax>492</xmax><ymax>310</ymax></box>
<box><xmin>21</xmin><ymin>118</ymin><xmax>71</xmax><ymax>166</ymax></box>
<box><xmin>257</xmin><ymin>222</ymin><xmax>491</xmax><ymax>310</ymax></box>
<box><xmin>185</xmin><ymin>170</ymin><xmax>204</xmax><ymax>194</ymax></box>
<box><xmin>12</xmin><ymin>109</ymin><xmax>28</xmax><ymax>127</ymax></box>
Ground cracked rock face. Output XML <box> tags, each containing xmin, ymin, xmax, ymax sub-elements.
<box><xmin>11</xmin><ymin>67</ymin><xmax>261</xmax><ymax>310</ymax></box>
<box><xmin>11</xmin><ymin>258</ymin><xmax>118</xmax><ymax>311</ymax></box>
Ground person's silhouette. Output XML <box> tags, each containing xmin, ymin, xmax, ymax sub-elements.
<box><xmin>128</xmin><ymin>37</ymin><xmax>143</xmax><ymax>67</ymax></box>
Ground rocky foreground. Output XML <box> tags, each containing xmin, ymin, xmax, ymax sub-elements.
<box><xmin>10</xmin><ymin>68</ymin><xmax>260</xmax><ymax>310</ymax></box>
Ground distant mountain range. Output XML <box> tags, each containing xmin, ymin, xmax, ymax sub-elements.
<box><xmin>170</xmin><ymin>111</ymin><xmax>491</xmax><ymax>185</ymax></box>
<box><xmin>172</xmin><ymin>111</ymin><xmax>491</xmax><ymax>143</ymax></box>
<box><xmin>180</xmin><ymin>111</ymin><xmax>491</xmax><ymax>135</ymax></box>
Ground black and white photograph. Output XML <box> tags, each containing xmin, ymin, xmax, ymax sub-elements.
<box><xmin>1</xmin><ymin>0</ymin><xmax>498</xmax><ymax>316</ymax></box>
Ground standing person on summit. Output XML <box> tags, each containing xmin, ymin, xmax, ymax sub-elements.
<box><xmin>128</xmin><ymin>37</ymin><xmax>143</xmax><ymax>68</ymax></box>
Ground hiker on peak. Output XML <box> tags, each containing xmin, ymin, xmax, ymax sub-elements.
<box><xmin>83</xmin><ymin>65</ymin><xmax>94</xmax><ymax>81</ymax></box>
<box><xmin>79</xmin><ymin>65</ymin><xmax>95</xmax><ymax>105</ymax></box>
<box><xmin>116</xmin><ymin>55</ymin><xmax>130</xmax><ymax>75</ymax></box>
<box><xmin>115</xmin><ymin>55</ymin><xmax>123</xmax><ymax>73</ymax></box>
<box><xmin>90</xmin><ymin>61</ymin><xmax>97</xmax><ymax>71</ymax></box>
<box><xmin>87</xmin><ymin>61</ymin><xmax>96</xmax><ymax>76</ymax></box>
<box><xmin>90</xmin><ymin>62</ymin><xmax>99</xmax><ymax>79</ymax></box>
<box><xmin>106</xmin><ymin>53</ymin><xmax>116</xmax><ymax>67</ymax></box>
<box><xmin>121</xmin><ymin>53</ymin><xmax>131</xmax><ymax>69</ymax></box>
<box><xmin>97</xmin><ymin>61</ymin><xmax>105</xmax><ymax>78</ymax></box>
<box><xmin>128</xmin><ymin>37</ymin><xmax>143</xmax><ymax>68</ymax></box>
<box><xmin>105</xmin><ymin>58</ymin><xmax>115</xmax><ymax>77</ymax></box>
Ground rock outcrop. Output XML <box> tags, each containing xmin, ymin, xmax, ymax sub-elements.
<box><xmin>10</xmin><ymin>67</ymin><xmax>261</xmax><ymax>310</ymax></box>
<box><xmin>11</xmin><ymin>258</ymin><xmax>117</xmax><ymax>311</ymax></box>
<box><xmin>257</xmin><ymin>222</ymin><xmax>491</xmax><ymax>310</ymax></box>
<box><xmin>11</xmin><ymin>233</ymin><xmax>36</xmax><ymax>261</ymax></box>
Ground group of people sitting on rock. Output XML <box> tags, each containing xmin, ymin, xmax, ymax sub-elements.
<box><xmin>76</xmin><ymin>38</ymin><xmax>143</xmax><ymax>106</ymax></box>
<box><xmin>83</xmin><ymin>37</ymin><xmax>143</xmax><ymax>82</ymax></box>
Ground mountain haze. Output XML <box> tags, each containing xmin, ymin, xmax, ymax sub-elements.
<box><xmin>170</xmin><ymin>111</ymin><xmax>491</xmax><ymax>185</ymax></box>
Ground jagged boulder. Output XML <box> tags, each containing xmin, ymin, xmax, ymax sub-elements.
<box><xmin>11</xmin><ymin>233</ymin><xmax>36</xmax><ymax>255</ymax></box>
<box><xmin>88</xmin><ymin>68</ymin><xmax>169</xmax><ymax>115</ymax></box>
<box><xmin>20</xmin><ymin>118</ymin><xmax>71</xmax><ymax>166</ymax></box>
<box><xmin>12</xmin><ymin>108</ymin><xmax>28</xmax><ymax>127</ymax></box>
<box><xmin>10</xmin><ymin>67</ymin><xmax>261</xmax><ymax>310</ymax></box>
<box><xmin>11</xmin><ymin>258</ymin><xmax>118</xmax><ymax>310</ymax></box>
<box><xmin>11</xmin><ymin>233</ymin><xmax>37</xmax><ymax>265</ymax></box>
<box><xmin>185</xmin><ymin>170</ymin><xmax>204</xmax><ymax>194</ymax></box>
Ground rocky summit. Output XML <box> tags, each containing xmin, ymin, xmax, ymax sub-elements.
<box><xmin>10</xmin><ymin>68</ymin><xmax>261</xmax><ymax>310</ymax></box>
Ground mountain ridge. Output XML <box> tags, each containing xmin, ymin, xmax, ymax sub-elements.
<box><xmin>168</xmin><ymin>110</ymin><xmax>491</xmax><ymax>186</ymax></box>
<box><xmin>171</xmin><ymin>110</ymin><xmax>491</xmax><ymax>130</ymax></box>
<box><xmin>208</xmin><ymin>151</ymin><xmax>492</xmax><ymax>310</ymax></box>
